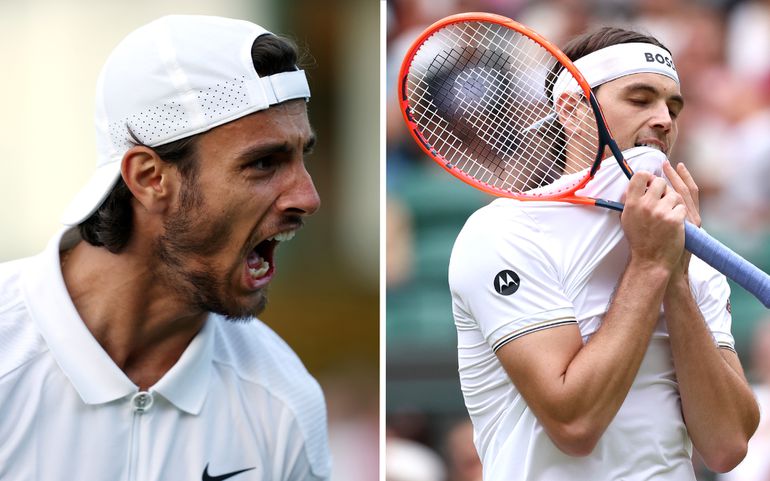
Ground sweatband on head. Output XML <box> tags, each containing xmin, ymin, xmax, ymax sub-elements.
<box><xmin>552</xmin><ymin>42</ymin><xmax>679</xmax><ymax>102</ymax></box>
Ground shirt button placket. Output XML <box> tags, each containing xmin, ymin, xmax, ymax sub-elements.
<box><xmin>131</xmin><ymin>391</ymin><xmax>154</xmax><ymax>414</ymax></box>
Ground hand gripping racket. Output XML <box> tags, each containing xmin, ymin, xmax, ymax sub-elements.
<box><xmin>398</xmin><ymin>12</ymin><xmax>770</xmax><ymax>308</ymax></box>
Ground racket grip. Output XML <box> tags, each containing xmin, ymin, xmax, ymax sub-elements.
<box><xmin>684</xmin><ymin>221</ymin><xmax>770</xmax><ymax>308</ymax></box>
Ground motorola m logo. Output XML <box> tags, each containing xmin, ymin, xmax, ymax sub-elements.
<box><xmin>494</xmin><ymin>270</ymin><xmax>520</xmax><ymax>296</ymax></box>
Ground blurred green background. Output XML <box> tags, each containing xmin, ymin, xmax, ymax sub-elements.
<box><xmin>386</xmin><ymin>1</ymin><xmax>770</xmax><ymax>480</ymax></box>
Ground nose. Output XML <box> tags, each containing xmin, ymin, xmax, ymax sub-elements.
<box><xmin>276</xmin><ymin>161</ymin><xmax>320</xmax><ymax>216</ymax></box>
<box><xmin>649</xmin><ymin>101</ymin><xmax>673</xmax><ymax>133</ymax></box>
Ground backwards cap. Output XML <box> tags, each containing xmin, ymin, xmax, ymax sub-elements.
<box><xmin>60</xmin><ymin>15</ymin><xmax>310</xmax><ymax>226</ymax></box>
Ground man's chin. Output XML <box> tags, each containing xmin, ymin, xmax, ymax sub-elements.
<box><xmin>220</xmin><ymin>293</ymin><xmax>268</xmax><ymax>322</ymax></box>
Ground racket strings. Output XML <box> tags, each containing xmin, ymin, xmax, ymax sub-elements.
<box><xmin>404</xmin><ymin>20</ymin><xmax>601</xmax><ymax>195</ymax></box>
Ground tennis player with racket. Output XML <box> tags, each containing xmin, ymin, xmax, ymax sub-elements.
<box><xmin>401</xmin><ymin>15</ymin><xmax>759</xmax><ymax>480</ymax></box>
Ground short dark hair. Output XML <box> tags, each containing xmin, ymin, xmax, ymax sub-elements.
<box><xmin>546</xmin><ymin>26</ymin><xmax>670</xmax><ymax>104</ymax></box>
<box><xmin>540</xmin><ymin>27</ymin><xmax>670</xmax><ymax>176</ymax></box>
<box><xmin>79</xmin><ymin>34</ymin><xmax>302</xmax><ymax>253</ymax></box>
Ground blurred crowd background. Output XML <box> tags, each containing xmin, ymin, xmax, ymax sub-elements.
<box><xmin>386</xmin><ymin>0</ymin><xmax>770</xmax><ymax>480</ymax></box>
<box><xmin>4</xmin><ymin>0</ymin><xmax>770</xmax><ymax>478</ymax></box>
<box><xmin>0</xmin><ymin>1</ymin><xmax>378</xmax><ymax>480</ymax></box>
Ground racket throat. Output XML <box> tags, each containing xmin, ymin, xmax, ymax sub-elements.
<box><xmin>588</xmin><ymin>94</ymin><xmax>634</xmax><ymax>179</ymax></box>
<box><xmin>594</xmin><ymin>198</ymin><xmax>624</xmax><ymax>212</ymax></box>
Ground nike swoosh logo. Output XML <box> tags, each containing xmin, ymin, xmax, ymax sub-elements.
<box><xmin>202</xmin><ymin>463</ymin><xmax>256</xmax><ymax>481</ymax></box>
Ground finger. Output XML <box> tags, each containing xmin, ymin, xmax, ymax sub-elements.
<box><xmin>670</xmin><ymin>161</ymin><xmax>701</xmax><ymax>227</ymax></box>
<box><xmin>676</xmin><ymin>162</ymin><xmax>700</xmax><ymax>213</ymax></box>
<box><xmin>670</xmin><ymin>202</ymin><xmax>688</xmax><ymax>224</ymax></box>
<box><xmin>644</xmin><ymin>176</ymin><xmax>669</xmax><ymax>200</ymax></box>
<box><xmin>661</xmin><ymin>186</ymin><xmax>685</xmax><ymax>213</ymax></box>
<box><xmin>648</xmin><ymin>176</ymin><xmax>681</xmax><ymax>209</ymax></box>
<box><xmin>662</xmin><ymin>160</ymin><xmax>687</xmax><ymax>196</ymax></box>
<box><xmin>625</xmin><ymin>171</ymin><xmax>654</xmax><ymax>201</ymax></box>
<box><xmin>663</xmin><ymin>160</ymin><xmax>697</xmax><ymax>221</ymax></box>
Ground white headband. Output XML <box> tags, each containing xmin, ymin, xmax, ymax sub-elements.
<box><xmin>552</xmin><ymin>42</ymin><xmax>678</xmax><ymax>101</ymax></box>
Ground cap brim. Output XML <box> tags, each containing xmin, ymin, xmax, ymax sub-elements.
<box><xmin>60</xmin><ymin>161</ymin><xmax>122</xmax><ymax>226</ymax></box>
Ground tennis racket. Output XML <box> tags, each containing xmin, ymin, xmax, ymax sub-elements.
<box><xmin>398</xmin><ymin>12</ymin><xmax>770</xmax><ymax>308</ymax></box>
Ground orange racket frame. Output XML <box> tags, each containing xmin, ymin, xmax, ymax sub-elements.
<box><xmin>397</xmin><ymin>12</ymin><xmax>632</xmax><ymax>209</ymax></box>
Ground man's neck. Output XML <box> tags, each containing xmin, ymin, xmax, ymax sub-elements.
<box><xmin>60</xmin><ymin>240</ymin><xmax>207</xmax><ymax>390</ymax></box>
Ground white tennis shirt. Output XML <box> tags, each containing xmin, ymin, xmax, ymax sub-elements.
<box><xmin>449</xmin><ymin>147</ymin><xmax>734</xmax><ymax>481</ymax></box>
<box><xmin>0</xmin><ymin>229</ymin><xmax>331</xmax><ymax>481</ymax></box>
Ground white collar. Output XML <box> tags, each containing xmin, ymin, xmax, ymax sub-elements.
<box><xmin>523</xmin><ymin>146</ymin><xmax>666</xmax><ymax>199</ymax></box>
<box><xmin>21</xmin><ymin>228</ymin><xmax>215</xmax><ymax>414</ymax></box>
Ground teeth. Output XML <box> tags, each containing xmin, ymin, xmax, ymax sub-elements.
<box><xmin>248</xmin><ymin>259</ymin><xmax>270</xmax><ymax>279</ymax></box>
<box><xmin>267</xmin><ymin>230</ymin><xmax>296</xmax><ymax>242</ymax></box>
<box><xmin>635</xmin><ymin>143</ymin><xmax>663</xmax><ymax>152</ymax></box>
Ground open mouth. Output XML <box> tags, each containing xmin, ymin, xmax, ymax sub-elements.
<box><xmin>244</xmin><ymin>230</ymin><xmax>297</xmax><ymax>285</ymax></box>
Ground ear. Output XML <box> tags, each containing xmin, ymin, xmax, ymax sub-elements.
<box><xmin>120</xmin><ymin>146</ymin><xmax>180</xmax><ymax>215</ymax></box>
<box><xmin>554</xmin><ymin>92</ymin><xmax>589</xmax><ymax>137</ymax></box>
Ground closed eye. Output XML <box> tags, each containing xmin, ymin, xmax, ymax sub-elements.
<box><xmin>668</xmin><ymin>103</ymin><xmax>683</xmax><ymax>120</ymax></box>
<box><xmin>628</xmin><ymin>97</ymin><xmax>650</xmax><ymax>106</ymax></box>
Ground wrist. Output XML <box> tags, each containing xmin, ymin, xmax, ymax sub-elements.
<box><xmin>626</xmin><ymin>256</ymin><xmax>675</xmax><ymax>282</ymax></box>
<box><xmin>665</xmin><ymin>272</ymin><xmax>691</xmax><ymax>297</ymax></box>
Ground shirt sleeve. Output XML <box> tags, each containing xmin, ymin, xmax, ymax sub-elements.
<box><xmin>248</xmin><ymin>321</ymin><xmax>333</xmax><ymax>481</ymax></box>
<box><xmin>274</xmin><ymin>403</ymin><xmax>332</xmax><ymax>481</ymax></box>
<box><xmin>449</xmin><ymin>203</ymin><xmax>577</xmax><ymax>352</ymax></box>
<box><xmin>689</xmin><ymin>256</ymin><xmax>735</xmax><ymax>351</ymax></box>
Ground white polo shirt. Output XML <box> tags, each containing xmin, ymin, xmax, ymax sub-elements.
<box><xmin>0</xmin><ymin>229</ymin><xmax>332</xmax><ymax>481</ymax></box>
<box><xmin>449</xmin><ymin>148</ymin><xmax>734</xmax><ymax>481</ymax></box>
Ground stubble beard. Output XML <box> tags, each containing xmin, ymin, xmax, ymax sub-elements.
<box><xmin>152</xmin><ymin>184</ymin><xmax>267</xmax><ymax>322</ymax></box>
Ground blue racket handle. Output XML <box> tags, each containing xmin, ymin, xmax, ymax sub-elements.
<box><xmin>684</xmin><ymin>221</ymin><xmax>770</xmax><ymax>308</ymax></box>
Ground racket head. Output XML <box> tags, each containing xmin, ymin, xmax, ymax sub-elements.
<box><xmin>398</xmin><ymin>12</ymin><xmax>616</xmax><ymax>202</ymax></box>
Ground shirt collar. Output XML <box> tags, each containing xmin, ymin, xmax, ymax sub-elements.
<box><xmin>151</xmin><ymin>312</ymin><xmax>215</xmax><ymax>415</ymax></box>
<box><xmin>21</xmin><ymin>228</ymin><xmax>215</xmax><ymax>413</ymax></box>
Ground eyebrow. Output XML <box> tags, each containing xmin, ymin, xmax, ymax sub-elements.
<box><xmin>622</xmin><ymin>82</ymin><xmax>685</xmax><ymax>110</ymax></box>
<box><xmin>236</xmin><ymin>133</ymin><xmax>317</xmax><ymax>161</ymax></box>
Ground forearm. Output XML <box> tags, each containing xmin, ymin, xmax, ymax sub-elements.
<box><xmin>560</xmin><ymin>260</ymin><xmax>670</xmax><ymax>432</ymax></box>
<box><xmin>498</xmin><ymin>172</ymin><xmax>690</xmax><ymax>456</ymax></box>
<box><xmin>507</xmin><ymin>258</ymin><xmax>672</xmax><ymax>455</ymax></box>
<box><xmin>664</xmin><ymin>278</ymin><xmax>759</xmax><ymax>472</ymax></box>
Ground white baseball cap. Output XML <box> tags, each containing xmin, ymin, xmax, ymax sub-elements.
<box><xmin>60</xmin><ymin>15</ymin><xmax>311</xmax><ymax>226</ymax></box>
